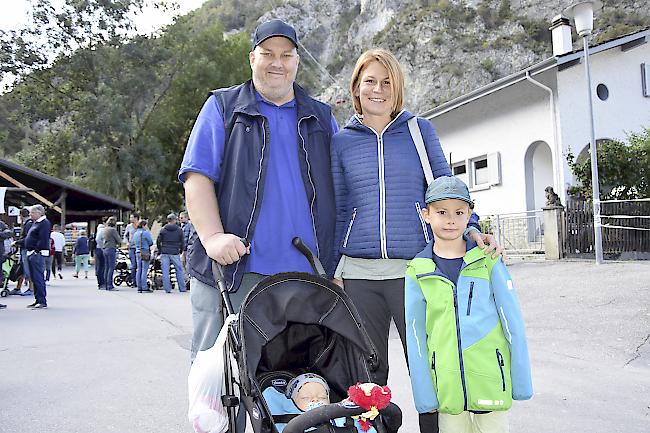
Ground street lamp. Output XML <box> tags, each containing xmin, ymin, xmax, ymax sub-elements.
<box><xmin>563</xmin><ymin>0</ymin><xmax>604</xmax><ymax>264</ymax></box>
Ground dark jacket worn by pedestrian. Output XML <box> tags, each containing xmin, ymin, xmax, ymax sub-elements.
<box><xmin>157</xmin><ymin>223</ymin><xmax>184</xmax><ymax>255</ymax></box>
<box><xmin>73</xmin><ymin>236</ymin><xmax>90</xmax><ymax>255</ymax></box>
<box><xmin>25</xmin><ymin>217</ymin><xmax>52</xmax><ymax>252</ymax></box>
<box><xmin>16</xmin><ymin>218</ymin><xmax>34</xmax><ymax>251</ymax></box>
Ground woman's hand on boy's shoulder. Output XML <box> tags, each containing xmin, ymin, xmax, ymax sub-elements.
<box><xmin>469</xmin><ymin>231</ymin><xmax>505</xmax><ymax>260</ymax></box>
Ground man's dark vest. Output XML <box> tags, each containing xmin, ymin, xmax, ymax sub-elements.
<box><xmin>187</xmin><ymin>80</ymin><xmax>336</xmax><ymax>291</ymax></box>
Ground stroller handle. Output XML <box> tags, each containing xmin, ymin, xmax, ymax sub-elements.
<box><xmin>283</xmin><ymin>401</ymin><xmax>402</xmax><ymax>433</ymax></box>
<box><xmin>291</xmin><ymin>237</ymin><xmax>327</xmax><ymax>278</ymax></box>
<box><xmin>211</xmin><ymin>237</ymin><xmax>249</xmax><ymax>317</ymax></box>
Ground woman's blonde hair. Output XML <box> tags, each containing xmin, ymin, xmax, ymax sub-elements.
<box><xmin>350</xmin><ymin>48</ymin><xmax>405</xmax><ymax>118</ymax></box>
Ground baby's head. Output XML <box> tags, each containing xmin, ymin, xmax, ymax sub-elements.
<box><xmin>286</xmin><ymin>373</ymin><xmax>330</xmax><ymax>411</ymax></box>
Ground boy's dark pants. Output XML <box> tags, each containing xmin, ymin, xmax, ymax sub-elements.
<box><xmin>343</xmin><ymin>278</ymin><xmax>439</xmax><ymax>433</ymax></box>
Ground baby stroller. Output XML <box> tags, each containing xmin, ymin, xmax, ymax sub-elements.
<box><xmin>113</xmin><ymin>249</ymin><xmax>134</xmax><ymax>287</ymax></box>
<box><xmin>147</xmin><ymin>253</ymin><xmax>178</xmax><ymax>291</ymax></box>
<box><xmin>1</xmin><ymin>247</ymin><xmax>20</xmax><ymax>297</ymax></box>
<box><xmin>213</xmin><ymin>238</ymin><xmax>402</xmax><ymax>433</ymax></box>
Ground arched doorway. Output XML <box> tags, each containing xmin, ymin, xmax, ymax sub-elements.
<box><xmin>524</xmin><ymin>141</ymin><xmax>554</xmax><ymax>211</ymax></box>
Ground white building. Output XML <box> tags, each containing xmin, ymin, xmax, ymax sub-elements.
<box><xmin>421</xmin><ymin>22</ymin><xmax>650</xmax><ymax>216</ymax></box>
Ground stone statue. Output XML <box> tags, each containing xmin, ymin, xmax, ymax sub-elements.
<box><xmin>545</xmin><ymin>186</ymin><xmax>563</xmax><ymax>207</ymax></box>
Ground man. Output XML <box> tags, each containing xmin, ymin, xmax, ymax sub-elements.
<box><xmin>179</xmin><ymin>211</ymin><xmax>193</xmax><ymax>272</ymax></box>
<box><xmin>123</xmin><ymin>213</ymin><xmax>139</xmax><ymax>285</ymax></box>
<box><xmin>10</xmin><ymin>207</ymin><xmax>34</xmax><ymax>296</ymax></box>
<box><xmin>179</xmin><ymin>19</ymin><xmax>338</xmax><ymax>364</ymax></box>
<box><xmin>50</xmin><ymin>224</ymin><xmax>66</xmax><ymax>279</ymax></box>
<box><xmin>156</xmin><ymin>213</ymin><xmax>186</xmax><ymax>293</ymax></box>
<box><xmin>24</xmin><ymin>205</ymin><xmax>51</xmax><ymax>309</ymax></box>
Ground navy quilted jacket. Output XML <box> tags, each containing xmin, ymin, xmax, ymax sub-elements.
<box><xmin>331</xmin><ymin>111</ymin><xmax>479</xmax><ymax>262</ymax></box>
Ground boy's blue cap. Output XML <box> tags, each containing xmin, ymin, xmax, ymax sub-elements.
<box><xmin>252</xmin><ymin>19</ymin><xmax>298</xmax><ymax>49</ymax></box>
<box><xmin>425</xmin><ymin>176</ymin><xmax>474</xmax><ymax>207</ymax></box>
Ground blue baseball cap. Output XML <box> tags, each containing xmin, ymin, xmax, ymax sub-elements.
<box><xmin>252</xmin><ymin>19</ymin><xmax>298</xmax><ymax>49</ymax></box>
<box><xmin>425</xmin><ymin>176</ymin><xmax>474</xmax><ymax>207</ymax></box>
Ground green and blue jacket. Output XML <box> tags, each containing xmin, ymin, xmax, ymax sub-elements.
<box><xmin>405</xmin><ymin>241</ymin><xmax>533</xmax><ymax>415</ymax></box>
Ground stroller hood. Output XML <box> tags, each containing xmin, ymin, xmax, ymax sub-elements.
<box><xmin>238</xmin><ymin>272</ymin><xmax>379</xmax><ymax>401</ymax></box>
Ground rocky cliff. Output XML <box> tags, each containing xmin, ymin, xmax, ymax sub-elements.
<box><xmin>202</xmin><ymin>0</ymin><xmax>650</xmax><ymax>119</ymax></box>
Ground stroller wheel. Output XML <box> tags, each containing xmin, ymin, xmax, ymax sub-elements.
<box><xmin>126</xmin><ymin>277</ymin><xmax>135</xmax><ymax>288</ymax></box>
<box><xmin>1</xmin><ymin>289</ymin><xmax>8</xmax><ymax>298</ymax></box>
<box><xmin>113</xmin><ymin>275</ymin><xmax>123</xmax><ymax>287</ymax></box>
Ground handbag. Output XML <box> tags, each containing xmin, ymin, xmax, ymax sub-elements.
<box><xmin>139</xmin><ymin>230</ymin><xmax>151</xmax><ymax>261</ymax></box>
<box><xmin>407</xmin><ymin>117</ymin><xmax>434</xmax><ymax>185</ymax></box>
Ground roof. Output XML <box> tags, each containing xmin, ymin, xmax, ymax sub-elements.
<box><xmin>0</xmin><ymin>158</ymin><xmax>134</xmax><ymax>216</ymax></box>
<box><xmin>420</xmin><ymin>27</ymin><xmax>650</xmax><ymax>119</ymax></box>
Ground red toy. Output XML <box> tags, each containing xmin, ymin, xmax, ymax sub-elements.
<box><xmin>346</xmin><ymin>383</ymin><xmax>392</xmax><ymax>432</ymax></box>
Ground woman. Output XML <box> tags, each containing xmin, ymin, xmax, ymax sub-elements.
<box><xmin>73</xmin><ymin>230</ymin><xmax>90</xmax><ymax>278</ymax></box>
<box><xmin>101</xmin><ymin>216</ymin><xmax>122</xmax><ymax>291</ymax></box>
<box><xmin>133</xmin><ymin>219</ymin><xmax>154</xmax><ymax>293</ymax></box>
<box><xmin>331</xmin><ymin>49</ymin><xmax>499</xmax><ymax>432</ymax></box>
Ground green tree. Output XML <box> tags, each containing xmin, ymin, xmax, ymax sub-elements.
<box><xmin>566</xmin><ymin>128</ymin><xmax>650</xmax><ymax>200</ymax></box>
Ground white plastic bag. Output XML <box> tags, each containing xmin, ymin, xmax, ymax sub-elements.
<box><xmin>188</xmin><ymin>314</ymin><xmax>237</xmax><ymax>433</ymax></box>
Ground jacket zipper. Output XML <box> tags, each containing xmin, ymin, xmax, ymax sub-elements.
<box><xmin>360</xmin><ymin>113</ymin><xmax>403</xmax><ymax>259</ymax></box>
<box><xmin>230</xmin><ymin>117</ymin><xmax>268</xmax><ymax>291</ymax></box>
<box><xmin>297</xmin><ymin>116</ymin><xmax>320</xmax><ymax>258</ymax></box>
<box><xmin>342</xmin><ymin>208</ymin><xmax>357</xmax><ymax>248</ymax></box>
<box><xmin>415</xmin><ymin>202</ymin><xmax>430</xmax><ymax>243</ymax></box>
<box><xmin>452</xmin><ymin>283</ymin><xmax>469</xmax><ymax>410</ymax></box>
<box><xmin>377</xmin><ymin>133</ymin><xmax>388</xmax><ymax>258</ymax></box>
<box><xmin>496</xmin><ymin>349</ymin><xmax>506</xmax><ymax>392</ymax></box>
<box><xmin>466</xmin><ymin>282</ymin><xmax>474</xmax><ymax>315</ymax></box>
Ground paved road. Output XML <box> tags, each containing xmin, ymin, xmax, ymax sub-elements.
<box><xmin>1</xmin><ymin>260</ymin><xmax>649</xmax><ymax>433</ymax></box>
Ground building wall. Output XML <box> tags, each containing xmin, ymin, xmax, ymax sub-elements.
<box><xmin>428</xmin><ymin>71</ymin><xmax>557</xmax><ymax>216</ymax></box>
<box><xmin>556</xmin><ymin>38</ymin><xmax>650</xmax><ymax>191</ymax></box>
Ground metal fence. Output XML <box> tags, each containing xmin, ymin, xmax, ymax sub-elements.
<box><xmin>481</xmin><ymin>210</ymin><xmax>545</xmax><ymax>254</ymax></box>
<box><xmin>565</xmin><ymin>197</ymin><xmax>650</xmax><ymax>258</ymax></box>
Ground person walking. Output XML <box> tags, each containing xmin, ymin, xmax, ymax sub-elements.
<box><xmin>101</xmin><ymin>217</ymin><xmax>122</xmax><ymax>291</ymax></box>
<box><xmin>179</xmin><ymin>19</ymin><xmax>338</xmax><ymax>371</ymax></box>
<box><xmin>73</xmin><ymin>230</ymin><xmax>90</xmax><ymax>279</ymax></box>
<box><xmin>331</xmin><ymin>49</ymin><xmax>500</xmax><ymax>432</ymax></box>
<box><xmin>156</xmin><ymin>213</ymin><xmax>186</xmax><ymax>293</ymax></box>
<box><xmin>133</xmin><ymin>219</ymin><xmax>154</xmax><ymax>293</ymax></box>
<box><xmin>24</xmin><ymin>205</ymin><xmax>51</xmax><ymax>309</ymax></box>
<box><xmin>50</xmin><ymin>225</ymin><xmax>66</xmax><ymax>279</ymax></box>
<box><xmin>94</xmin><ymin>217</ymin><xmax>107</xmax><ymax>289</ymax></box>
<box><xmin>405</xmin><ymin>176</ymin><xmax>532</xmax><ymax>433</ymax></box>
<box><xmin>123</xmin><ymin>213</ymin><xmax>139</xmax><ymax>285</ymax></box>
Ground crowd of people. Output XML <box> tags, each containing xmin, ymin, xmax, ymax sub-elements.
<box><xmin>179</xmin><ymin>19</ymin><xmax>532</xmax><ymax>433</ymax></box>
<box><xmin>0</xmin><ymin>209</ymin><xmax>194</xmax><ymax>309</ymax></box>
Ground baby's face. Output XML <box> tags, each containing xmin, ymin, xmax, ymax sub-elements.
<box><xmin>294</xmin><ymin>382</ymin><xmax>329</xmax><ymax>411</ymax></box>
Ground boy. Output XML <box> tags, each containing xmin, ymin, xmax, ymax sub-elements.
<box><xmin>405</xmin><ymin>176</ymin><xmax>533</xmax><ymax>433</ymax></box>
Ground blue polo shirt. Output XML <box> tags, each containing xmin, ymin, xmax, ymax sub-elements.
<box><xmin>179</xmin><ymin>92</ymin><xmax>336</xmax><ymax>276</ymax></box>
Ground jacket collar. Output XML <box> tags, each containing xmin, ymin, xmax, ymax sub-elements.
<box><xmin>413</xmin><ymin>239</ymin><xmax>485</xmax><ymax>275</ymax></box>
<box><xmin>344</xmin><ymin>110</ymin><xmax>414</xmax><ymax>133</ymax></box>
<box><xmin>233</xmin><ymin>80</ymin><xmax>320</xmax><ymax>121</ymax></box>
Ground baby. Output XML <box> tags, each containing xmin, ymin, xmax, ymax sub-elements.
<box><xmin>286</xmin><ymin>373</ymin><xmax>330</xmax><ymax>412</ymax></box>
